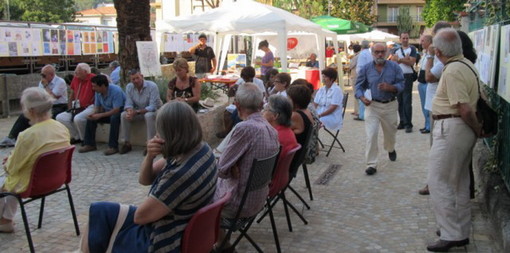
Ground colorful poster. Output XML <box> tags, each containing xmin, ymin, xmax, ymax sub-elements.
<box><xmin>498</xmin><ymin>24</ymin><xmax>510</xmax><ymax>103</ymax></box>
<box><xmin>136</xmin><ymin>41</ymin><xmax>162</xmax><ymax>77</ymax></box>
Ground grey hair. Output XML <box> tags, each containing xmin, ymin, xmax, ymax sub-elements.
<box><xmin>433</xmin><ymin>28</ymin><xmax>463</xmax><ymax>58</ymax></box>
<box><xmin>236</xmin><ymin>83</ymin><xmax>263</xmax><ymax>112</ymax></box>
<box><xmin>361</xmin><ymin>40</ymin><xmax>370</xmax><ymax>49</ymax></box>
<box><xmin>76</xmin><ymin>63</ymin><xmax>91</xmax><ymax>74</ymax></box>
<box><xmin>267</xmin><ymin>95</ymin><xmax>293</xmax><ymax>127</ymax></box>
<box><xmin>432</xmin><ymin>21</ymin><xmax>451</xmax><ymax>35</ymax></box>
<box><xmin>21</xmin><ymin>87</ymin><xmax>54</xmax><ymax>118</ymax></box>
<box><xmin>109</xmin><ymin>61</ymin><xmax>120</xmax><ymax>68</ymax></box>
<box><xmin>422</xmin><ymin>34</ymin><xmax>433</xmax><ymax>43</ymax></box>
<box><xmin>41</xmin><ymin>64</ymin><xmax>56</xmax><ymax>74</ymax></box>
<box><xmin>156</xmin><ymin>101</ymin><xmax>202</xmax><ymax>158</ymax></box>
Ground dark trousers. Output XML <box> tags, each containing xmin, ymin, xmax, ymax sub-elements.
<box><xmin>397</xmin><ymin>73</ymin><xmax>414</xmax><ymax>128</ymax></box>
<box><xmin>8</xmin><ymin>104</ymin><xmax>67</xmax><ymax>139</ymax></box>
<box><xmin>83</xmin><ymin>113</ymin><xmax>121</xmax><ymax>149</ymax></box>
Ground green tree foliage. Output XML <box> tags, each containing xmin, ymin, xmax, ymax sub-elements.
<box><xmin>332</xmin><ymin>0</ymin><xmax>377</xmax><ymax>25</ymax></box>
<box><xmin>397</xmin><ymin>6</ymin><xmax>412</xmax><ymax>34</ymax></box>
<box><xmin>0</xmin><ymin>0</ymin><xmax>24</xmax><ymax>20</ymax></box>
<box><xmin>272</xmin><ymin>0</ymin><xmax>325</xmax><ymax>19</ymax></box>
<box><xmin>1</xmin><ymin>0</ymin><xmax>76</xmax><ymax>22</ymax></box>
<box><xmin>422</xmin><ymin>0</ymin><xmax>465</xmax><ymax>27</ymax></box>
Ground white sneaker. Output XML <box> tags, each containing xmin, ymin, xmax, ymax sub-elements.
<box><xmin>0</xmin><ymin>137</ymin><xmax>15</xmax><ymax>147</ymax></box>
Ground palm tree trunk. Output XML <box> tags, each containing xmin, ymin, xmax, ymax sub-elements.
<box><xmin>113</xmin><ymin>0</ymin><xmax>151</xmax><ymax>85</ymax></box>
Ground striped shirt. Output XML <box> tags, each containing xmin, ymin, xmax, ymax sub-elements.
<box><xmin>215</xmin><ymin>112</ymin><xmax>279</xmax><ymax>218</ymax></box>
<box><xmin>148</xmin><ymin>142</ymin><xmax>218</xmax><ymax>253</ymax></box>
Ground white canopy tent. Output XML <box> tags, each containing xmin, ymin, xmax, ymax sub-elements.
<box><xmin>156</xmin><ymin>0</ymin><xmax>341</xmax><ymax>85</ymax></box>
<box><xmin>349</xmin><ymin>30</ymin><xmax>399</xmax><ymax>42</ymax></box>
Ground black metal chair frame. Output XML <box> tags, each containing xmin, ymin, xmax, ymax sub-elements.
<box><xmin>319</xmin><ymin>92</ymin><xmax>349</xmax><ymax>157</ymax></box>
<box><xmin>219</xmin><ymin>150</ymin><xmax>280</xmax><ymax>253</ymax></box>
<box><xmin>0</xmin><ymin>146</ymin><xmax>80</xmax><ymax>253</ymax></box>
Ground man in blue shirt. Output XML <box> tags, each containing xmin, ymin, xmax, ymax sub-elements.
<box><xmin>109</xmin><ymin>61</ymin><xmax>121</xmax><ymax>85</ymax></box>
<box><xmin>79</xmin><ymin>74</ymin><xmax>126</xmax><ymax>155</ymax></box>
<box><xmin>355</xmin><ymin>43</ymin><xmax>405</xmax><ymax>175</ymax></box>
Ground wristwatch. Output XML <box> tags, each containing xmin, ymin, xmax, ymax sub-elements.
<box><xmin>185</xmin><ymin>98</ymin><xmax>188</xmax><ymax>102</ymax></box>
<box><xmin>427</xmin><ymin>55</ymin><xmax>434</xmax><ymax>59</ymax></box>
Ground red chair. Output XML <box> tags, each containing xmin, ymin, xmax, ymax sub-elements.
<box><xmin>0</xmin><ymin>146</ymin><xmax>80</xmax><ymax>253</ymax></box>
<box><xmin>263</xmin><ymin>144</ymin><xmax>301</xmax><ymax>253</ymax></box>
<box><xmin>181</xmin><ymin>191</ymin><xmax>232</xmax><ymax>253</ymax></box>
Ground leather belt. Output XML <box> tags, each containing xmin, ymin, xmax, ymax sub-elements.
<box><xmin>432</xmin><ymin>114</ymin><xmax>461</xmax><ymax>120</ymax></box>
<box><xmin>372</xmin><ymin>97</ymin><xmax>396</xmax><ymax>104</ymax></box>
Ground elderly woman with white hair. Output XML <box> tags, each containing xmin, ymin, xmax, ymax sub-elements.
<box><xmin>80</xmin><ymin>101</ymin><xmax>217</xmax><ymax>252</ymax></box>
<box><xmin>0</xmin><ymin>87</ymin><xmax>70</xmax><ymax>233</ymax></box>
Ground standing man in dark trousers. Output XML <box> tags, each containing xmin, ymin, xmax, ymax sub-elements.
<box><xmin>189</xmin><ymin>33</ymin><xmax>217</xmax><ymax>78</ymax></box>
<box><xmin>391</xmin><ymin>32</ymin><xmax>417</xmax><ymax>133</ymax></box>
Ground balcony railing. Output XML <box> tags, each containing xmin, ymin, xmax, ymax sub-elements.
<box><xmin>377</xmin><ymin>15</ymin><xmax>424</xmax><ymax>23</ymax></box>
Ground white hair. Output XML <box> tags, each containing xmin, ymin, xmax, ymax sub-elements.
<box><xmin>21</xmin><ymin>87</ymin><xmax>54</xmax><ymax>117</ymax></box>
<box><xmin>433</xmin><ymin>28</ymin><xmax>463</xmax><ymax>57</ymax></box>
<box><xmin>41</xmin><ymin>64</ymin><xmax>56</xmax><ymax>74</ymax></box>
<box><xmin>76</xmin><ymin>63</ymin><xmax>91</xmax><ymax>74</ymax></box>
<box><xmin>236</xmin><ymin>83</ymin><xmax>263</xmax><ymax>112</ymax></box>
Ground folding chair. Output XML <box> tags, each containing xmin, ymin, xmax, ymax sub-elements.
<box><xmin>320</xmin><ymin>92</ymin><xmax>349</xmax><ymax>157</ymax></box>
<box><xmin>181</xmin><ymin>191</ymin><xmax>232</xmax><ymax>253</ymax></box>
<box><xmin>0</xmin><ymin>146</ymin><xmax>80</xmax><ymax>253</ymax></box>
<box><xmin>219</xmin><ymin>150</ymin><xmax>280</xmax><ymax>253</ymax></box>
<box><xmin>256</xmin><ymin>144</ymin><xmax>301</xmax><ymax>253</ymax></box>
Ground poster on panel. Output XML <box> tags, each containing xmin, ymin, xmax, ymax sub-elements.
<box><xmin>498</xmin><ymin>24</ymin><xmax>510</xmax><ymax>103</ymax></box>
<box><xmin>469</xmin><ymin>25</ymin><xmax>500</xmax><ymax>88</ymax></box>
<box><xmin>136</xmin><ymin>41</ymin><xmax>162</xmax><ymax>77</ymax></box>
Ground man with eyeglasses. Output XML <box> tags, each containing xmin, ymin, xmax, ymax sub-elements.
<box><xmin>56</xmin><ymin>63</ymin><xmax>96</xmax><ymax>145</ymax></box>
<box><xmin>355</xmin><ymin>43</ymin><xmax>405</xmax><ymax>176</ymax></box>
<box><xmin>0</xmin><ymin>64</ymin><xmax>68</xmax><ymax>147</ymax></box>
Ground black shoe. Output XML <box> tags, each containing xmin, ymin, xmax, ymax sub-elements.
<box><xmin>397</xmin><ymin>123</ymin><xmax>405</xmax><ymax>130</ymax></box>
<box><xmin>436</xmin><ymin>229</ymin><xmax>441</xmax><ymax>237</ymax></box>
<box><xmin>420</xmin><ymin>129</ymin><xmax>430</xmax><ymax>134</ymax></box>
<box><xmin>365</xmin><ymin>167</ymin><xmax>377</xmax><ymax>175</ymax></box>
<box><xmin>419</xmin><ymin>127</ymin><xmax>426</xmax><ymax>131</ymax></box>
<box><xmin>389</xmin><ymin>150</ymin><xmax>397</xmax><ymax>161</ymax></box>
<box><xmin>405</xmin><ymin>127</ymin><xmax>412</xmax><ymax>133</ymax></box>
<box><xmin>70</xmin><ymin>138</ymin><xmax>82</xmax><ymax>145</ymax></box>
<box><xmin>426</xmin><ymin>239</ymin><xmax>469</xmax><ymax>252</ymax></box>
<box><xmin>353</xmin><ymin>117</ymin><xmax>364</xmax><ymax>121</ymax></box>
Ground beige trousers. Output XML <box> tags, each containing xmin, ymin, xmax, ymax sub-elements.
<box><xmin>427</xmin><ymin>118</ymin><xmax>476</xmax><ymax>241</ymax></box>
<box><xmin>364</xmin><ymin>100</ymin><xmax>398</xmax><ymax>168</ymax></box>
<box><xmin>120</xmin><ymin>111</ymin><xmax>157</xmax><ymax>143</ymax></box>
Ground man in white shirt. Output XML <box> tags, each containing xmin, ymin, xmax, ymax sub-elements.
<box><xmin>391</xmin><ymin>32</ymin><xmax>417</xmax><ymax>133</ymax></box>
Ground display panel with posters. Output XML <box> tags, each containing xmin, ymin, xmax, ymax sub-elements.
<box><xmin>469</xmin><ymin>24</ymin><xmax>500</xmax><ymax>89</ymax></box>
<box><xmin>136</xmin><ymin>41</ymin><xmax>162</xmax><ymax>77</ymax></box>
<box><xmin>498</xmin><ymin>24</ymin><xmax>510</xmax><ymax>103</ymax></box>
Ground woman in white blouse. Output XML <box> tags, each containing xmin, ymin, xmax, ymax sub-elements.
<box><xmin>313</xmin><ymin>68</ymin><xmax>344</xmax><ymax>131</ymax></box>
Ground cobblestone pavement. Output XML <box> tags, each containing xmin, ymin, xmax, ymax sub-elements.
<box><xmin>0</xmin><ymin>85</ymin><xmax>501</xmax><ymax>252</ymax></box>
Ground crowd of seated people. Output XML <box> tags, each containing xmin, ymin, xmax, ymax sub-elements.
<box><xmin>0</xmin><ymin>56</ymin><xmax>347</xmax><ymax>252</ymax></box>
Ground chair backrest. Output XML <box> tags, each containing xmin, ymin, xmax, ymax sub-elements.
<box><xmin>181</xmin><ymin>191</ymin><xmax>232</xmax><ymax>253</ymax></box>
<box><xmin>341</xmin><ymin>92</ymin><xmax>349</xmax><ymax>118</ymax></box>
<box><xmin>268</xmin><ymin>144</ymin><xmax>301</xmax><ymax>198</ymax></box>
<box><xmin>20</xmin><ymin>146</ymin><xmax>75</xmax><ymax>198</ymax></box>
<box><xmin>233</xmin><ymin>150</ymin><xmax>280</xmax><ymax>220</ymax></box>
<box><xmin>289</xmin><ymin>125</ymin><xmax>313</xmax><ymax>178</ymax></box>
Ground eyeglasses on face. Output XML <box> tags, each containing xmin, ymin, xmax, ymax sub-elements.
<box><xmin>40</xmin><ymin>73</ymin><xmax>46</xmax><ymax>78</ymax></box>
<box><xmin>373</xmin><ymin>50</ymin><xmax>386</xmax><ymax>54</ymax></box>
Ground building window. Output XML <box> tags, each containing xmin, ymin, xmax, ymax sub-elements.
<box><xmin>389</xmin><ymin>7</ymin><xmax>399</xmax><ymax>22</ymax></box>
<box><xmin>416</xmin><ymin>6</ymin><xmax>423</xmax><ymax>22</ymax></box>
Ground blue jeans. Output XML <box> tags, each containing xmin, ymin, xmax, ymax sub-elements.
<box><xmin>397</xmin><ymin>74</ymin><xmax>414</xmax><ymax>128</ymax></box>
<box><xmin>418</xmin><ymin>82</ymin><xmax>430</xmax><ymax>130</ymax></box>
<box><xmin>358</xmin><ymin>99</ymin><xmax>365</xmax><ymax>120</ymax></box>
<box><xmin>83</xmin><ymin>112</ymin><xmax>121</xmax><ymax>149</ymax></box>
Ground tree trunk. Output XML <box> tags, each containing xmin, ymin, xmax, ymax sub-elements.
<box><xmin>113</xmin><ymin>0</ymin><xmax>151</xmax><ymax>86</ymax></box>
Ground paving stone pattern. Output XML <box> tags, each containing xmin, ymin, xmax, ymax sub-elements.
<box><xmin>0</xmin><ymin>84</ymin><xmax>501</xmax><ymax>252</ymax></box>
